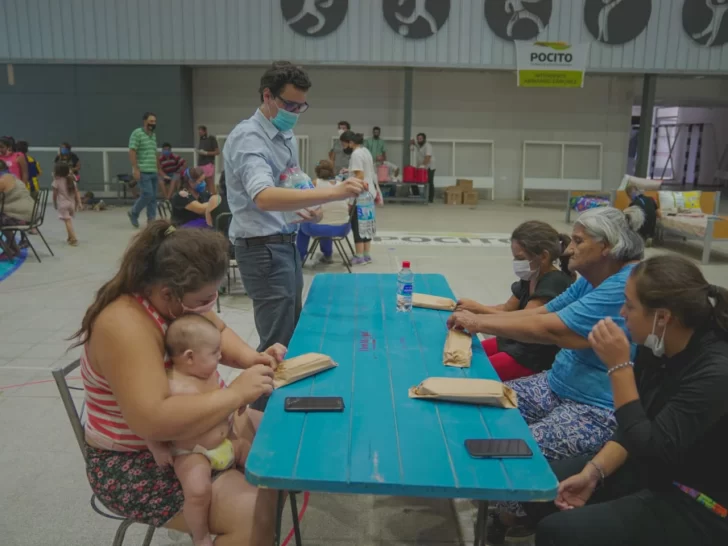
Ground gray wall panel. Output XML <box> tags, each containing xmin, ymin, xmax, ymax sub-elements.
<box><xmin>0</xmin><ymin>65</ymin><xmax>193</xmax><ymax>148</ymax></box>
<box><xmin>4</xmin><ymin>0</ymin><xmax>728</xmax><ymax>73</ymax></box>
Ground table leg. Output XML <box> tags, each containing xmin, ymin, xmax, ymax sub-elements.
<box><xmin>274</xmin><ymin>490</ymin><xmax>285</xmax><ymax>546</ymax></box>
<box><xmin>473</xmin><ymin>500</ymin><xmax>489</xmax><ymax>546</ymax></box>
<box><xmin>289</xmin><ymin>492</ymin><xmax>303</xmax><ymax>546</ymax></box>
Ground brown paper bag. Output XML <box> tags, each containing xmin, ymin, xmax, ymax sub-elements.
<box><xmin>412</xmin><ymin>293</ymin><xmax>457</xmax><ymax>311</ymax></box>
<box><xmin>408</xmin><ymin>377</ymin><xmax>518</xmax><ymax>408</ymax></box>
<box><xmin>273</xmin><ymin>353</ymin><xmax>337</xmax><ymax>389</ymax></box>
<box><xmin>443</xmin><ymin>329</ymin><xmax>472</xmax><ymax>368</ymax></box>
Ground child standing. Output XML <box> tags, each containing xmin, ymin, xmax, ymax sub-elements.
<box><xmin>339</xmin><ymin>131</ymin><xmax>382</xmax><ymax>265</ymax></box>
<box><xmin>52</xmin><ymin>163</ymin><xmax>81</xmax><ymax>246</ymax></box>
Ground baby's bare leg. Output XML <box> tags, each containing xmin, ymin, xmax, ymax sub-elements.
<box><xmin>174</xmin><ymin>453</ymin><xmax>214</xmax><ymax>546</ymax></box>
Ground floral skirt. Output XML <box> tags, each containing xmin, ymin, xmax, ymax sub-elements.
<box><xmin>86</xmin><ymin>445</ymin><xmax>185</xmax><ymax>526</ymax></box>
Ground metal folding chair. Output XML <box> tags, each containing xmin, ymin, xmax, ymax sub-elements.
<box><xmin>4</xmin><ymin>188</ymin><xmax>54</xmax><ymax>263</ymax></box>
<box><xmin>52</xmin><ymin>360</ymin><xmax>156</xmax><ymax>546</ymax></box>
<box><xmin>0</xmin><ymin>193</ymin><xmax>17</xmax><ymax>258</ymax></box>
<box><xmin>301</xmin><ymin>212</ymin><xmax>356</xmax><ymax>274</ymax></box>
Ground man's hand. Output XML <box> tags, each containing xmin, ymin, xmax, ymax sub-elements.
<box><xmin>447</xmin><ymin>310</ymin><xmax>481</xmax><ymax>333</ymax></box>
<box><xmin>132</xmin><ymin>167</ymin><xmax>140</xmax><ymax>182</ymax></box>
<box><xmin>295</xmin><ymin>207</ymin><xmax>324</xmax><ymax>224</ymax></box>
<box><xmin>588</xmin><ymin>318</ymin><xmax>632</xmax><ymax>370</ymax></box>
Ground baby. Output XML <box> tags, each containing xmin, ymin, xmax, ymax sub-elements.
<box><xmin>147</xmin><ymin>314</ymin><xmax>250</xmax><ymax>546</ymax></box>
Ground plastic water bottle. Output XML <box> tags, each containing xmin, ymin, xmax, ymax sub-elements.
<box><xmin>356</xmin><ymin>188</ymin><xmax>375</xmax><ymax>239</ymax></box>
<box><xmin>281</xmin><ymin>167</ymin><xmax>319</xmax><ymax>224</ymax></box>
<box><xmin>397</xmin><ymin>261</ymin><xmax>414</xmax><ymax>312</ymax></box>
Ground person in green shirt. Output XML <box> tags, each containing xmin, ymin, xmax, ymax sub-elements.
<box><xmin>364</xmin><ymin>126</ymin><xmax>386</xmax><ymax>165</ymax></box>
<box><xmin>127</xmin><ymin>112</ymin><xmax>163</xmax><ymax>227</ymax></box>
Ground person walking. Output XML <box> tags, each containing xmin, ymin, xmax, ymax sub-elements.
<box><xmin>224</xmin><ymin>62</ymin><xmax>365</xmax><ymax>409</ymax></box>
<box><xmin>197</xmin><ymin>125</ymin><xmax>220</xmax><ymax>194</ymax></box>
<box><xmin>51</xmin><ymin>162</ymin><xmax>81</xmax><ymax>246</ymax></box>
<box><xmin>127</xmin><ymin>112</ymin><xmax>162</xmax><ymax>228</ymax></box>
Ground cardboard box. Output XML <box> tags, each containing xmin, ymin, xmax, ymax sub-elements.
<box><xmin>463</xmin><ymin>190</ymin><xmax>479</xmax><ymax>206</ymax></box>
<box><xmin>456</xmin><ymin>179</ymin><xmax>474</xmax><ymax>190</ymax></box>
<box><xmin>444</xmin><ymin>187</ymin><xmax>463</xmax><ymax>205</ymax></box>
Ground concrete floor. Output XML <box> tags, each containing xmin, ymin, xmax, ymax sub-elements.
<box><xmin>1</xmin><ymin>202</ymin><xmax>727</xmax><ymax>546</ymax></box>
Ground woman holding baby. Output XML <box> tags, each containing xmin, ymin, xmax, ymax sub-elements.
<box><xmin>72</xmin><ymin>220</ymin><xmax>282</xmax><ymax>545</ymax></box>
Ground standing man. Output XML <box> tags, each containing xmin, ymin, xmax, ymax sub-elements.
<box><xmin>224</xmin><ymin>62</ymin><xmax>364</xmax><ymax>408</ymax></box>
<box><xmin>197</xmin><ymin>125</ymin><xmax>219</xmax><ymax>194</ymax></box>
<box><xmin>364</xmin><ymin>126</ymin><xmax>387</xmax><ymax>165</ymax></box>
<box><xmin>127</xmin><ymin>112</ymin><xmax>162</xmax><ymax>227</ymax></box>
<box><xmin>329</xmin><ymin>120</ymin><xmax>351</xmax><ymax>174</ymax></box>
<box><xmin>411</xmin><ymin>132</ymin><xmax>436</xmax><ymax>203</ymax></box>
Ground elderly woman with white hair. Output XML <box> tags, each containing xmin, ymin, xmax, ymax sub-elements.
<box><xmin>449</xmin><ymin>206</ymin><xmax>645</xmax><ymax>544</ymax></box>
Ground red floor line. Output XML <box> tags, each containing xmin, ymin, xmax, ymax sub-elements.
<box><xmin>281</xmin><ymin>491</ymin><xmax>310</xmax><ymax>546</ymax></box>
<box><xmin>0</xmin><ymin>376</ymin><xmax>81</xmax><ymax>390</ymax></box>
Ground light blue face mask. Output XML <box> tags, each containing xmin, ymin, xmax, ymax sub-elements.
<box><xmin>268</xmin><ymin>102</ymin><xmax>299</xmax><ymax>132</ymax></box>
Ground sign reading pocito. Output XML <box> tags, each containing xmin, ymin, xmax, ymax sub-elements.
<box><xmin>515</xmin><ymin>42</ymin><xmax>590</xmax><ymax>88</ymax></box>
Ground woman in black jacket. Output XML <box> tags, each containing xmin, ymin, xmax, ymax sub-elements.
<box><xmin>525</xmin><ymin>255</ymin><xmax>728</xmax><ymax>545</ymax></box>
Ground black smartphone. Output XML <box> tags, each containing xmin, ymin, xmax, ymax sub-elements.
<box><xmin>284</xmin><ymin>396</ymin><xmax>345</xmax><ymax>412</ymax></box>
<box><xmin>464</xmin><ymin>439</ymin><xmax>533</xmax><ymax>459</ymax></box>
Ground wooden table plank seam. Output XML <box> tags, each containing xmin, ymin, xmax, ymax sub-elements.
<box><xmin>409</xmin><ymin>274</ymin><xmax>463</xmax><ymax>490</ymax></box>
<box><xmin>377</xmin><ymin>274</ymin><xmax>406</xmax><ymax>484</ymax></box>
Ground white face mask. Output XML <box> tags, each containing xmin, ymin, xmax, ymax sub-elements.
<box><xmin>513</xmin><ymin>260</ymin><xmax>537</xmax><ymax>281</ymax></box>
<box><xmin>338</xmin><ymin>129</ymin><xmax>345</xmax><ymax>136</ymax></box>
<box><xmin>644</xmin><ymin>313</ymin><xmax>666</xmax><ymax>357</ymax></box>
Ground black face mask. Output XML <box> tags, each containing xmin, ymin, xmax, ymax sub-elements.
<box><xmin>373</xmin><ymin>134</ymin><xmax>380</xmax><ymax>140</ymax></box>
<box><xmin>343</xmin><ymin>147</ymin><xmax>354</xmax><ymax>155</ymax></box>
<box><xmin>147</xmin><ymin>124</ymin><xmax>156</xmax><ymax>132</ymax></box>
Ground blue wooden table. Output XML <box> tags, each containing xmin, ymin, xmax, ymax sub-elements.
<box><xmin>246</xmin><ymin>273</ymin><xmax>558</xmax><ymax>545</ymax></box>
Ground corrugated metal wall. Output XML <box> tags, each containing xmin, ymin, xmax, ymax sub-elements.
<box><xmin>2</xmin><ymin>0</ymin><xmax>728</xmax><ymax>73</ymax></box>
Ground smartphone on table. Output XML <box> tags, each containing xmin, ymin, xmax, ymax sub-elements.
<box><xmin>284</xmin><ymin>396</ymin><xmax>345</xmax><ymax>413</ymax></box>
<box><xmin>464</xmin><ymin>439</ymin><xmax>533</xmax><ymax>459</ymax></box>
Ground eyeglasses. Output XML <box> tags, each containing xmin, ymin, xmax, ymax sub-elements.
<box><xmin>275</xmin><ymin>96</ymin><xmax>309</xmax><ymax>114</ymax></box>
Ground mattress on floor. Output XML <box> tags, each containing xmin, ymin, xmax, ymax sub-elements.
<box><xmin>660</xmin><ymin>214</ymin><xmax>708</xmax><ymax>238</ymax></box>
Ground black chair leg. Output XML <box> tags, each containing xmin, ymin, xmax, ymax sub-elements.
<box><xmin>333</xmin><ymin>240</ymin><xmax>352</xmax><ymax>273</ymax></box>
<box><xmin>289</xmin><ymin>492</ymin><xmax>303</xmax><ymax>546</ymax></box>
<box><xmin>344</xmin><ymin>236</ymin><xmax>356</xmax><ymax>257</ymax></box>
<box><xmin>35</xmin><ymin>228</ymin><xmax>54</xmax><ymax>256</ymax></box>
<box><xmin>23</xmin><ymin>232</ymin><xmax>41</xmax><ymax>263</ymax></box>
<box><xmin>302</xmin><ymin>239</ymin><xmax>320</xmax><ymax>267</ymax></box>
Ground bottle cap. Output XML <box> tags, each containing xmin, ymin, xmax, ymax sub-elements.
<box><xmin>402</xmin><ymin>261</ymin><xmax>411</xmax><ymax>268</ymax></box>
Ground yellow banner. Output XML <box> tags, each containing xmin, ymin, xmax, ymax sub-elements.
<box><xmin>518</xmin><ymin>70</ymin><xmax>584</xmax><ymax>88</ymax></box>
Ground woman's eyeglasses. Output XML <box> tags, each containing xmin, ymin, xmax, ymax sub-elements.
<box><xmin>276</xmin><ymin>96</ymin><xmax>309</xmax><ymax>114</ymax></box>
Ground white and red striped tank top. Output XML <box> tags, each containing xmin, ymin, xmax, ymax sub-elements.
<box><xmin>82</xmin><ymin>296</ymin><xmax>171</xmax><ymax>451</ymax></box>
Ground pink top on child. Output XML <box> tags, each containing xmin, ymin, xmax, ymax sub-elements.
<box><xmin>52</xmin><ymin>176</ymin><xmax>78</xmax><ymax>208</ymax></box>
<box><xmin>0</xmin><ymin>151</ymin><xmax>24</xmax><ymax>179</ymax></box>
